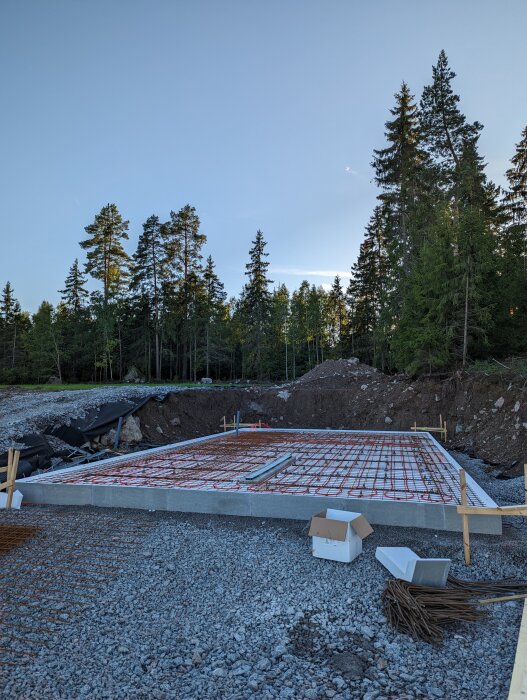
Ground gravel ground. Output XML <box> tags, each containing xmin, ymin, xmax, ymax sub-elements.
<box><xmin>1</xmin><ymin>454</ymin><xmax>525</xmax><ymax>700</ymax></box>
<box><xmin>0</xmin><ymin>386</ymin><xmax>200</xmax><ymax>451</ymax></box>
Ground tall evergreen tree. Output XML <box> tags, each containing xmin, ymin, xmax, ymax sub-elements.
<box><xmin>420</xmin><ymin>50</ymin><xmax>482</xmax><ymax>174</ymax></box>
<box><xmin>348</xmin><ymin>207</ymin><xmax>390</xmax><ymax>366</ymax></box>
<box><xmin>327</xmin><ymin>275</ymin><xmax>347</xmax><ymax>356</ymax></box>
<box><xmin>79</xmin><ymin>204</ymin><xmax>130</xmax><ymax>380</ymax></box>
<box><xmin>241</xmin><ymin>230</ymin><xmax>273</xmax><ymax>380</ymax></box>
<box><xmin>26</xmin><ymin>301</ymin><xmax>63</xmax><ymax>382</ymax></box>
<box><xmin>131</xmin><ymin>215</ymin><xmax>168</xmax><ymax>379</ymax></box>
<box><xmin>0</xmin><ymin>282</ymin><xmax>24</xmax><ymax>377</ymax></box>
<box><xmin>59</xmin><ymin>259</ymin><xmax>89</xmax><ymax>313</ymax></box>
<box><xmin>202</xmin><ymin>255</ymin><xmax>227</xmax><ymax>378</ymax></box>
<box><xmin>80</xmin><ymin>203</ymin><xmax>130</xmax><ymax>303</ymax></box>
<box><xmin>453</xmin><ymin>140</ymin><xmax>497</xmax><ymax>366</ymax></box>
<box><xmin>165</xmin><ymin>205</ymin><xmax>206</xmax><ymax>380</ymax></box>
<box><xmin>372</xmin><ymin>82</ymin><xmax>430</xmax><ymax>276</ymax></box>
<box><xmin>495</xmin><ymin>126</ymin><xmax>527</xmax><ymax>350</ymax></box>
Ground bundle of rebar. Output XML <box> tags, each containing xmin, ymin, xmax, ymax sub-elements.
<box><xmin>382</xmin><ymin>575</ymin><xmax>527</xmax><ymax>644</ymax></box>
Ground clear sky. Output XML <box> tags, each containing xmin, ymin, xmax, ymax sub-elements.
<box><xmin>1</xmin><ymin>0</ymin><xmax>526</xmax><ymax>311</ymax></box>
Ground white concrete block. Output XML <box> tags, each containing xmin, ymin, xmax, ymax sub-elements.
<box><xmin>375</xmin><ymin>546</ymin><xmax>450</xmax><ymax>587</ymax></box>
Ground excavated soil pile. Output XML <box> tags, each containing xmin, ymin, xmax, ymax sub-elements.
<box><xmin>135</xmin><ymin>359</ymin><xmax>527</xmax><ymax>474</ymax></box>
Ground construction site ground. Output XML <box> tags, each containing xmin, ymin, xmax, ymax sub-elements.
<box><xmin>1</xmin><ymin>360</ymin><xmax>527</xmax><ymax>698</ymax></box>
<box><xmin>0</xmin><ymin>451</ymin><xmax>525</xmax><ymax>700</ymax></box>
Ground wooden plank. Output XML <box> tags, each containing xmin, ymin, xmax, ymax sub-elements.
<box><xmin>457</xmin><ymin>505</ymin><xmax>527</xmax><ymax>516</ymax></box>
<box><xmin>508</xmin><ymin>599</ymin><xmax>527</xmax><ymax>700</ymax></box>
<box><xmin>460</xmin><ymin>469</ymin><xmax>471</xmax><ymax>566</ymax></box>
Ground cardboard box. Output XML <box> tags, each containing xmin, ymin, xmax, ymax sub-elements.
<box><xmin>308</xmin><ymin>508</ymin><xmax>373</xmax><ymax>563</ymax></box>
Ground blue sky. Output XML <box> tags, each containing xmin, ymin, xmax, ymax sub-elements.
<box><xmin>1</xmin><ymin>0</ymin><xmax>526</xmax><ymax>311</ymax></box>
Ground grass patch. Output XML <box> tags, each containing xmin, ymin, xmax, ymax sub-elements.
<box><xmin>467</xmin><ymin>358</ymin><xmax>527</xmax><ymax>378</ymax></box>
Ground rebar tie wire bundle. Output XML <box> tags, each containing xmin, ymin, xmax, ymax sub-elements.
<box><xmin>382</xmin><ymin>575</ymin><xmax>527</xmax><ymax>644</ymax></box>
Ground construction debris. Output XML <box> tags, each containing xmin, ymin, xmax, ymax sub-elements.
<box><xmin>382</xmin><ymin>575</ymin><xmax>527</xmax><ymax>644</ymax></box>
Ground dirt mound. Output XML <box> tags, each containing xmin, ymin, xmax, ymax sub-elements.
<box><xmin>292</xmin><ymin>358</ymin><xmax>380</xmax><ymax>386</ymax></box>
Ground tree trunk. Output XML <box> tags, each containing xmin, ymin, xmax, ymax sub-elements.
<box><xmin>462</xmin><ymin>271</ymin><xmax>469</xmax><ymax>367</ymax></box>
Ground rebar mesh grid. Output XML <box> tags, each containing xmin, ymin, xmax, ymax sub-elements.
<box><xmin>30</xmin><ymin>430</ymin><xmax>488</xmax><ymax>506</ymax></box>
<box><xmin>0</xmin><ymin>506</ymin><xmax>157</xmax><ymax>669</ymax></box>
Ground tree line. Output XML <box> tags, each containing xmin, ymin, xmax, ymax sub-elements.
<box><xmin>1</xmin><ymin>51</ymin><xmax>526</xmax><ymax>383</ymax></box>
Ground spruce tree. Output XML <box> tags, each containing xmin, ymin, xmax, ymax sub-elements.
<box><xmin>269</xmin><ymin>284</ymin><xmax>290</xmax><ymax>380</ymax></box>
<box><xmin>453</xmin><ymin>140</ymin><xmax>497</xmax><ymax>366</ymax></box>
<box><xmin>59</xmin><ymin>259</ymin><xmax>89</xmax><ymax>314</ymax></box>
<box><xmin>393</xmin><ymin>207</ymin><xmax>455</xmax><ymax>373</ymax></box>
<box><xmin>327</xmin><ymin>275</ymin><xmax>347</xmax><ymax>356</ymax></box>
<box><xmin>372</xmin><ymin>82</ymin><xmax>430</xmax><ymax>276</ymax></box>
<box><xmin>242</xmin><ymin>230</ymin><xmax>273</xmax><ymax>380</ymax></box>
<box><xmin>496</xmin><ymin>126</ymin><xmax>527</xmax><ymax>350</ymax></box>
<box><xmin>165</xmin><ymin>205</ymin><xmax>206</xmax><ymax>380</ymax></box>
<box><xmin>0</xmin><ymin>282</ymin><xmax>23</xmax><ymax>376</ymax></box>
<box><xmin>26</xmin><ymin>301</ymin><xmax>62</xmax><ymax>382</ymax></box>
<box><xmin>420</xmin><ymin>50</ymin><xmax>482</xmax><ymax>174</ymax></box>
<box><xmin>202</xmin><ymin>255</ymin><xmax>227</xmax><ymax>378</ymax></box>
<box><xmin>347</xmin><ymin>207</ymin><xmax>390</xmax><ymax>365</ymax></box>
<box><xmin>131</xmin><ymin>215</ymin><xmax>168</xmax><ymax>379</ymax></box>
<box><xmin>504</xmin><ymin>125</ymin><xmax>527</xmax><ymax>241</ymax></box>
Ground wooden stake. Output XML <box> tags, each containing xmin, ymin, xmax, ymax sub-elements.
<box><xmin>508</xmin><ymin>600</ymin><xmax>527</xmax><ymax>700</ymax></box>
<box><xmin>479</xmin><ymin>593</ymin><xmax>527</xmax><ymax>606</ymax></box>
<box><xmin>524</xmin><ymin>464</ymin><xmax>527</xmax><ymax>505</ymax></box>
<box><xmin>460</xmin><ymin>468</ymin><xmax>471</xmax><ymax>566</ymax></box>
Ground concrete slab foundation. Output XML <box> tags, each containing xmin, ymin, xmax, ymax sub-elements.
<box><xmin>17</xmin><ymin>429</ymin><xmax>501</xmax><ymax>534</ymax></box>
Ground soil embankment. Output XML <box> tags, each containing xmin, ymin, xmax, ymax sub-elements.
<box><xmin>136</xmin><ymin>360</ymin><xmax>527</xmax><ymax>473</ymax></box>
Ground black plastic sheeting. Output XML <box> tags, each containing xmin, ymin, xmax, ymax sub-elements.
<box><xmin>4</xmin><ymin>394</ymin><xmax>169</xmax><ymax>481</ymax></box>
<box><xmin>44</xmin><ymin>395</ymin><xmax>155</xmax><ymax>446</ymax></box>
<box><xmin>0</xmin><ymin>434</ymin><xmax>55</xmax><ymax>482</ymax></box>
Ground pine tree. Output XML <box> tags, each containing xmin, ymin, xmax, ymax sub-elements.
<box><xmin>79</xmin><ymin>204</ymin><xmax>130</xmax><ymax>380</ymax></box>
<box><xmin>165</xmin><ymin>205</ymin><xmax>206</xmax><ymax>380</ymax></box>
<box><xmin>241</xmin><ymin>230</ymin><xmax>273</xmax><ymax>380</ymax></box>
<box><xmin>80</xmin><ymin>204</ymin><xmax>130</xmax><ymax>303</ymax></box>
<box><xmin>59</xmin><ymin>259</ymin><xmax>89</xmax><ymax>314</ymax></box>
<box><xmin>420</xmin><ymin>50</ymin><xmax>482</xmax><ymax>174</ymax></box>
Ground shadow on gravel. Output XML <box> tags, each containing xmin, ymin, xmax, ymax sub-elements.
<box><xmin>287</xmin><ymin>611</ymin><xmax>375</xmax><ymax>681</ymax></box>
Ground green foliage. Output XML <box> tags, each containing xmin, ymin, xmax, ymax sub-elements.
<box><xmin>80</xmin><ymin>203</ymin><xmax>130</xmax><ymax>302</ymax></box>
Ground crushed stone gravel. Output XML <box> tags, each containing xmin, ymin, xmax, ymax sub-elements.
<box><xmin>0</xmin><ymin>452</ymin><xmax>525</xmax><ymax>700</ymax></box>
